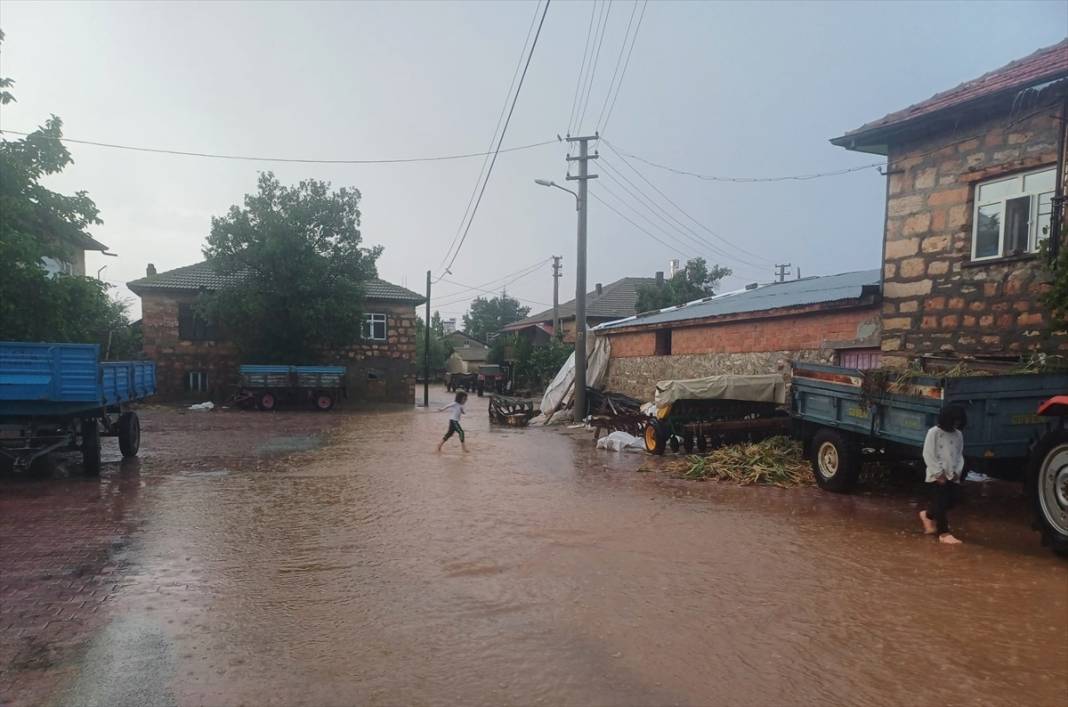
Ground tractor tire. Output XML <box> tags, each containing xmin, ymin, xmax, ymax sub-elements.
<box><xmin>314</xmin><ymin>393</ymin><xmax>335</xmax><ymax>411</ymax></box>
<box><xmin>809</xmin><ymin>428</ymin><xmax>860</xmax><ymax>493</ymax></box>
<box><xmin>1028</xmin><ymin>429</ymin><xmax>1068</xmax><ymax>555</ymax></box>
<box><xmin>81</xmin><ymin>418</ymin><xmax>101</xmax><ymax>476</ymax></box>
<box><xmin>118</xmin><ymin>412</ymin><xmax>141</xmax><ymax>458</ymax></box>
<box><xmin>644</xmin><ymin>419</ymin><xmax>667</xmax><ymax>455</ymax></box>
<box><xmin>669</xmin><ymin>435</ymin><xmax>680</xmax><ymax>453</ymax></box>
<box><xmin>682</xmin><ymin>433</ymin><xmax>695</xmax><ymax>453</ymax></box>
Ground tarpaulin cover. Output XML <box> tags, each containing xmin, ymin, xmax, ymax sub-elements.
<box><xmin>539</xmin><ymin>335</ymin><xmax>611</xmax><ymax>416</ymax></box>
<box><xmin>654</xmin><ymin>374</ymin><xmax>786</xmax><ymax>408</ymax></box>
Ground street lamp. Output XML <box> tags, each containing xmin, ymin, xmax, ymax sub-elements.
<box><xmin>535</xmin><ymin>176</ymin><xmax>589</xmax><ymax>422</ymax></box>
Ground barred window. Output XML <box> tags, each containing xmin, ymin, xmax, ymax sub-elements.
<box><xmin>363</xmin><ymin>313</ymin><xmax>387</xmax><ymax>341</ymax></box>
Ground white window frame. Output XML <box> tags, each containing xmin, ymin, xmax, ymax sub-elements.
<box><xmin>971</xmin><ymin>166</ymin><xmax>1055</xmax><ymax>261</ymax></box>
<box><xmin>363</xmin><ymin>313</ymin><xmax>387</xmax><ymax>341</ymax></box>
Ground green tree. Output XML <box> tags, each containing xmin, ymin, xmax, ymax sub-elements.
<box><xmin>635</xmin><ymin>257</ymin><xmax>732</xmax><ymax>312</ymax></box>
<box><xmin>415</xmin><ymin>310</ymin><xmax>454</xmax><ymax>373</ymax></box>
<box><xmin>0</xmin><ymin>31</ymin><xmax>135</xmax><ymax>355</ymax></box>
<box><xmin>202</xmin><ymin>172</ymin><xmax>381</xmax><ymax>362</ymax></box>
<box><xmin>1042</xmin><ymin>219</ymin><xmax>1068</xmax><ymax>333</ymax></box>
<box><xmin>461</xmin><ymin>292</ymin><xmax>530</xmax><ymax>341</ymax></box>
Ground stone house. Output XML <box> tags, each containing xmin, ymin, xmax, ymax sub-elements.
<box><xmin>127</xmin><ymin>261</ymin><xmax>425</xmax><ymax>403</ymax></box>
<box><xmin>832</xmin><ymin>39</ymin><xmax>1068</xmax><ymax>361</ymax></box>
<box><xmin>501</xmin><ymin>275</ymin><xmax>658</xmax><ymax>344</ymax></box>
<box><xmin>41</xmin><ymin>230</ymin><xmax>110</xmax><ymax>278</ymax></box>
<box><xmin>596</xmin><ymin>270</ymin><xmax>882</xmax><ymax>401</ymax></box>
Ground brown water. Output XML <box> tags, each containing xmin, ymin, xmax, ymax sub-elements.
<box><xmin>5</xmin><ymin>390</ymin><xmax>1067</xmax><ymax>706</ymax></box>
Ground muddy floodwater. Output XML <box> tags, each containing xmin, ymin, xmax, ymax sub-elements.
<box><xmin>2</xmin><ymin>388</ymin><xmax>1066</xmax><ymax>707</ymax></box>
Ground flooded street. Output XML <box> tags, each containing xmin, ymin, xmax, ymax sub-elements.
<box><xmin>2</xmin><ymin>388</ymin><xmax>1066</xmax><ymax>707</ymax></box>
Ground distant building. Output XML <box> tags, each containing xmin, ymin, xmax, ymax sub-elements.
<box><xmin>442</xmin><ymin>318</ymin><xmax>457</xmax><ymax>334</ymax></box>
<box><xmin>42</xmin><ymin>231</ymin><xmax>110</xmax><ymax>277</ymax></box>
<box><xmin>501</xmin><ymin>275</ymin><xmax>660</xmax><ymax>344</ymax></box>
<box><xmin>444</xmin><ymin>330</ymin><xmax>490</xmax><ymax>375</ymax></box>
<box><xmin>596</xmin><ymin>270</ymin><xmax>882</xmax><ymax>401</ymax></box>
<box><xmin>128</xmin><ymin>261</ymin><xmax>425</xmax><ymax>402</ymax></box>
<box><xmin>832</xmin><ymin>39</ymin><xmax>1067</xmax><ymax>361</ymax></box>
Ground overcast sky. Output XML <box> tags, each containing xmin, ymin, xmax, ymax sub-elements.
<box><xmin>3</xmin><ymin>0</ymin><xmax>1066</xmax><ymax>321</ymax></box>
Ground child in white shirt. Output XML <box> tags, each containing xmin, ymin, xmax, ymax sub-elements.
<box><xmin>919</xmin><ymin>405</ymin><xmax>966</xmax><ymax>544</ymax></box>
<box><xmin>436</xmin><ymin>391</ymin><xmax>469</xmax><ymax>453</ymax></box>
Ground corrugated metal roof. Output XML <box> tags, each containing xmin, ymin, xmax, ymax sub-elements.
<box><xmin>833</xmin><ymin>39</ymin><xmax>1068</xmax><ymax>151</ymax></box>
<box><xmin>596</xmin><ymin>269</ymin><xmax>881</xmax><ymax>331</ymax></box>
<box><xmin>127</xmin><ymin>260</ymin><xmax>425</xmax><ymax>303</ymax></box>
<box><xmin>502</xmin><ymin>276</ymin><xmax>657</xmax><ymax>330</ymax></box>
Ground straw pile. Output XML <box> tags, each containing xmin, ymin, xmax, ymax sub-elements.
<box><xmin>669</xmin><ymin>436</ymin><xmax>813</xmax><ymax>488</ymax></box>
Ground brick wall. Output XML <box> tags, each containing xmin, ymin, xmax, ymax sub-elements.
<box><xmin>881</xmin><ymin>109</ymin><xmax>1067</xmax><ymax>358</ymax></box>
<box><xmin>141</xmin><ymin>293</ymin><xmax>419</xmax><ymax>404</ymax></box>
<box><xmin>601</xmin><ymin>305</ymin><xmax>879</xmax><ymax>401</ymax></box>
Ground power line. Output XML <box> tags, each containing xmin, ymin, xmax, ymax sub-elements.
<box><xmin>600</xmin><ymin>0</ymin><xmax>648</xmax><ymax>134</ymax></box>
<box><xmin>607</xmin><ymin>141</ymin><xmax>885</xmax><ymax>182</ymax></box>
<box><xmin>595</xmin><ymin>0</ymin><xmax>645</xmax><ymax>133</ymax></box>
<box><xmin>589</xmin><ymin>187</ymin><xmax>690</xmax><ymax>259</ymax></box>
<box><xmin>433</xmin><ymin>257</ymin><xmax>551</xmax><ymax>301</ymax></box>
<box><xmin>0</xmin><ymin>129</ymin><xmax>556</xmax><ymax>166</ymax></box>
<box><xmin>574</xmin><ymin>0</ymin><xmax>613</xmax><ymax>135</ymax></box>
<box><xmin>567</xmin><ymin>0</ymin><xmax>600</xmax><ymax>137</ymax></box>
<box><xmin>600</xmin><ymin>142</ymin><xmax>773</xmax><ymax>265</ymax></box>
<box><xmin>598</xmin><ymin>158</ymin><xmax>769</xmax><ymax>270</ymax></box>
<box><xmin>437</xmin><ymin>2</ymin><xmax>545</xmax><ymax>273</ymax></box>
<box><xmin>437</xmin><ymin>0</ymin><xmax>552</xmax><ymax>280</ymax></box>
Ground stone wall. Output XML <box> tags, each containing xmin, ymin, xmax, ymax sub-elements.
<box><xmin>881</xmin><ymin>109</ymin><xmax>1067</xmax><ymax>359</ymax></box>
<box><xmin>141</xmin><ymin>293</ymin><xmax>418</xmax><ymax>404</ymax></box>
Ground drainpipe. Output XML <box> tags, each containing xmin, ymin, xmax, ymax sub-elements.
<box><xmin>1049</xmin><ymin>96</ymin><xmax>1067</xmax><ymax>264</ymax></box>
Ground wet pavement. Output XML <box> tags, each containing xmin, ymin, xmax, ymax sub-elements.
<box><xmin>2</xmin><ymin>388</ymin><xmax>1066</xmax><ymax>707</ymax></box>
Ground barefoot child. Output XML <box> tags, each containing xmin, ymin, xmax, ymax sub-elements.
<box><xmin>436</xmin><ymin>391</ymin><xmax>469</xmax><ymax>453</ymax></box>
<box><xmin>919</xmin><ymin>405</ymin><xmax>966</xmax><ymax>544</ymax></box>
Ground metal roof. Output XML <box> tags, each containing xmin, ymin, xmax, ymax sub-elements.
<box><xmin>502</xmin><ymin>276</ymin><xmax>657</xmax><ymax>330</ymax></box>
<box><xmin>127</xmin><ymin>260</ymin><xmax>425</xmax><ymax>303</ymax></box>
<box><xmin>596</xmin><ymin>269</ymin><xmax>881</xmax><ymax>332</ymax></box>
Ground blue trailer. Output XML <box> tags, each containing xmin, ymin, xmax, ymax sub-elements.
<box><xmin>235</xmin><ymin>364</ymin><xmax>346</xmax><ymax>411</ymax></box>
<box><xmin>0</xmin><ymin>342</ymin><xmax>156</xmax><ymax>475</ymax></box>
<box><xmin>791</xmin><ymin>362</ymin><xmax>1068</xmax><ymax>551</ymax></box>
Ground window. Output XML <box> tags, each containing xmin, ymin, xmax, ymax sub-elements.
<box><xmin>655</xmin><ymin>329</ymin><xmax>672</xmax><ymax>356</ymax></box>
<box><xmin>178</xmin><ymin>303</ymin><xmax>218</xmax><ymax>341</ymax></box>
<box><xmin>186</xmin><ymin>370</ymin><xmax>209</xmax><ymax>393</ymax></box>
<box><xmin>838</xmin><ymin>348</ymin><xmax>882</xmax><ymax>370</ymax></box>
<box><xmin>41</xmin><ymin>257</ymin><xmax>75</xmax><ymax>277</ymax></box>
<box><xmin>363</xmin><ymin>313</ymin><xmax>387</xmax><ymax>341</ymax></box>
<box><xmin>971</xmin><ymin>167</ymin><xmax>1055</xmax><ymax>260</ymax></box>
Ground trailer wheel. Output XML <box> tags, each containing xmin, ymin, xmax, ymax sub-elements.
<box><xmin>1029</xmin><ymin>429</ymin><xmax>1068</xmax><ymax>555</ymax></box>
<box><xmin>683</xmin><ymin>433</ymin><xmax>695</xmax><ymax>453</ymax></box>
<box><xmin>81</xmin><ymin>419</ymin><xmax>101</xmax><ymax>476</ymax></box>
<box><xmin>644</xmin><ymin>420</ymin><xmax>667</xmax><ymax>455</ymax></box>
<box><xmin>810</xmin><ymin>429</ymin><xmax>860</xmax><ymax>493</ymax></box>
<box><xmin>314</xmin><ymin>393</ymin><xmax>335</xmax><ymax>411</ymax></box>
<box><xmin>118</xmin><ymin>412</ymin><xmax>141</xmax><ymax>457</ymax></box>
<box><xmin>258</xmin><ymin>391</ymin><xmax>277</xmax><ymax>411</ymax></box>
<box><xmin>669</xmin><ymin>435</ymin><xmax>680</xmax><ymax>453</ymax></box>
<box><xmin>696</xmin><ymin>434</ymin><xmax>708</xmax><ymax>453</ymax></box>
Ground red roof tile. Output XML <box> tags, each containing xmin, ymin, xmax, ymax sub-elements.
<box><xmin>835</xmin><ymin>39</ymin><xmax>1068</xmax><ymax>145</ymax></box>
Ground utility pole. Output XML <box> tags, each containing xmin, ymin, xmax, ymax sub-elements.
<box><xmin>551</xmin><ymin>255</ymin><xmax>562</xmax><ymax>337</ymax></box>
<box><xmin>565</xmin><ymin>134</ymin><xmax>598</xmax><ymax>421</ymax></box>
<box><xmin>423</xmin><ymin>270</ymin><xmax>431</xmax><ymax>408</ymax></box>
<box><xmin>774</xmin><ymin>263</ymin><xmax>791</xmax><ymax>283</ymax></box>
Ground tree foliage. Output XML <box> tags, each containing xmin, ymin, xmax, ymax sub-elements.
<box><xmin>461</xmin><ymin>292</ymin><xmax>530</xmax><ymax>342</ymax></box>
<box><xmin>0</xmin><ymin>31</ymin><xmax>135</xmax><ymax>356</ymax></box>
<box><xmin>1041</xmin><ymin>219</ymin><xmax>1068</xmax><ymax>333</ymax></box>
<box><xmin>202</xmin><ymin>172</ymin><xmax>381</xmax><ymax>362</ymax></box>
<box><xmin>635</xmin><ymin>257</ymin><xmax>732</xmax><ymax>312</ymax></box>
<box><xmin>490</xmin><ymin>333</ymin><xmax>573</xmax><ymax>392</ymax></box>
<box><xmin>415</xmin><ymin>311</ymin><xmax>454</xmax><ymax>373</ymax></box>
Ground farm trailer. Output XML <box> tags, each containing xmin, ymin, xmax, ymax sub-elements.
<box><xmin>791</xmin><ymin>362</ymin><xmax>1068</xmax><ymax>553</ymax></box>
<box><xmin>235</xmin><ymin>364</ymin><xmax>347</xmax><ymax>411</ymax></box>
<box><xmin>0</xmin><ymin>342</ymin><xmax>156</xmax><ymax>475</ymax></box>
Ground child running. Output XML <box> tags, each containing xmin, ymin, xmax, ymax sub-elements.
<box><xmin>436</xmin><ymin>391</ymin><xmax>469</xmax><ymax>453</ymax></box>
<box><xmin>919</xmin><ymin>404</ymin><xmax>966</xmax><ymax>544</ymax></box>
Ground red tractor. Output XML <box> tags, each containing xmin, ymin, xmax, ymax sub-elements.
<box><xmin>1031</xmin><ymin>395</ymin><xmax>1068</xmax><ymax>554</ymax></box>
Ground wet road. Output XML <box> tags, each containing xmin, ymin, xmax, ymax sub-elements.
<box><xmin>2</xmin><ymin>388</ymin><xmax>1066</xmax><ymax>706</ymax></box>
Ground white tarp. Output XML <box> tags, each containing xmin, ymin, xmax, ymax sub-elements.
<box><xmin>595</xmin><ymin>431</ymin><xmax>645</xmax><ymax>452</ymax></box>
<box><xmin>539</xmin><ymin>335</ymin><xmax>612</xmax><ymax>416</ymax></box>
<box><xmin>654</xmin><ymin>374</ymin><xmax>786</xmax><ymax>407</ymax></box>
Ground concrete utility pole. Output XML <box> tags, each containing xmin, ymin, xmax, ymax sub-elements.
<box><xmin>565</xmin><ymin>134</ymin><xmax>598</xmax><ymax>422</ymax></box>
<box><xmin>775</xmin><ymin>263</ymin><xmax>792</xmax><ymax>283</ymax></box>
<box><xmin>423</xmin><ymin>270</ymin><xmax>431</xmax><ymax>408</ymax></box>
<box><xmin>551</xmin><ymin>255</ymin><xmax>562</xmax><ymax>337</ymax></box>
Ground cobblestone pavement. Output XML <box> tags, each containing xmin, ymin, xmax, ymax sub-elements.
<box><xmin>2</xmin><ymin>395</ymin><xmax>1066</xmax><ymax>707</ymax></box>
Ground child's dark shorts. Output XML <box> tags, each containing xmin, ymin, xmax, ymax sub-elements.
<box><xmin>443</xmin><ymin>420</ymin><xmax>465</xmax><ymax>443</ymax></box>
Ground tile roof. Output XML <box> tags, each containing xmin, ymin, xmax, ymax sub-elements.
<box><xmin>502</xmin><ymin>276</ymin><xmax>658</xmax><ymax>330</ymax></box>
<box><xmin>127</xmin><ymin>260</ymin><xmax>425</xmax><ymax>303</ymax></box>
<box><xmin>833</xmin><ymin>39</ymin><xmax>1068</xmax><ymax>152</ymax></box>
<box><xmin>596</xmin><ymin>269</ymin><xmax>881</xmax><ymax>332</ymax></box>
